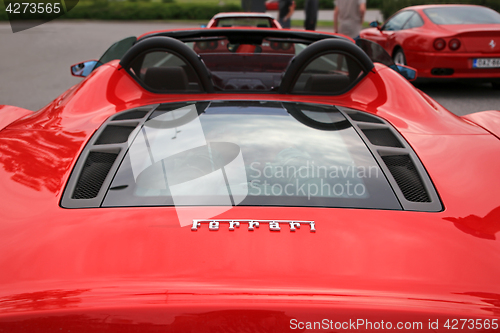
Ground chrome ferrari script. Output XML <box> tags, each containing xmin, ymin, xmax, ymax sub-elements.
<box><xmin>490</xmin><ymin>40</ymin><xmax>496</xmax><ymax>49</ymax></box>
<box><xmin>191</xmin><ymin>220</ymin><xmax>316</xmax><ymax>232</ymax></box>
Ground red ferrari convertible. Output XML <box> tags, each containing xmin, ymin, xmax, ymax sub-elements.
<box><xmin>1</xmin><ymin>28</ymin><xmax>500</xmax><ymax>331</ymax></box>
<box><xmin>206</xmin><ymin>12</ymin><xmax>282</xmax><ymax>29</ymax></box>
<box><xmin>360</xmin><ymin>5</ymin><xmax>500</xmax><ymax>87</ymax></box>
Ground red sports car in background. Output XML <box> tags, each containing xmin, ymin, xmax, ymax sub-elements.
<box><xmin>1</xmin><ymin>28</ymin><xmax>500</xmax><ymax>331</ymax></box>
<box><xmin>360</xmin><ymin>5</ymin><xmax>500</xmax><ymax>88</ymax></box>
<box><xmin>207</xmin><ymin>12</ymin><xmax>282</xmax><ymax>28</ymax></box>
<box><xmin>265</xmin><ymin>0</ymin><xmax>296</xmax><ymax>11</ymax></box>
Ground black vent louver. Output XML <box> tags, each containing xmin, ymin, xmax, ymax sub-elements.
<box><xmin>61</xmin><ymin>104</ymin><xmax>159</xmax><ymax>208</ymax></box>
<box><xmin>382</xmin><ymin>155</ymin><xmax>431</xmax><ymax>203</ymax></box>
<box><xmin>362</xmin><ymin>128</ymin><xmax>404</xmax><ymax>148</ymax></box>
<box><xmin>112</xmin><ymin>110</ymin><xmax>148</xmax><ymax>120</ymax></box>
<box><xmin>345</xmin><ymin>111</ymin><xmax>383</xmax><ymax>123</ymax></box>
<box><xmin>72</xmin><ymin>152</ymin><xmax>118</xmax><ymax>199</ymax></box>
<box><xmin>337</xmin><ymin>106</ymin><xmax>442</xmax><ymax>212</ymax></box>
<box><xmin>95</xmin><ymin>125</ymin><xmax>137</xmax><ymax>145</ymax></box>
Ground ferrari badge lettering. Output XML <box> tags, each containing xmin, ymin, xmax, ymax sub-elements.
<box><xmin>248</xmin><ymin>221</ymin><xmax>260</xmax><ymax>230</ymax></box>
<box><xmin>228</xmin><ymin>221</ymin><xmax>240</xmax><ymax>230</ymax></box>
<box><xmin>269</xmin><ymin>221</ymin><xmax>281</xmax><ymax>231</ymax></box>
<box><xmin>289</xmin><ymin>222</ymin><xmax>301</xmax><ymax>231</ymax></box>
<box><xmin>191</xmin><ymin>220</ymin><xmax>316</xmax><ymax>232</ymax></box>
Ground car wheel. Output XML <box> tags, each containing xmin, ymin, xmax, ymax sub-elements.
<box><xmin>393</xmin><ymin>49</ymin><xmax>406</xmax><ymax>65</ymax></box>
<box><xmin>492</xmin><ymin>82</ymin><xmax>500</xmax><ymax>90</ymax></box>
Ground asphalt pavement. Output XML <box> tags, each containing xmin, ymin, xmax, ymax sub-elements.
<box><xmin>0</xmin><ymin>20</ymin><xmax>499</xmax><ymax>115</ymax></box>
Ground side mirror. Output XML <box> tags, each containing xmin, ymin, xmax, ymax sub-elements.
<box><xmin>396</xmin><ymin>64</ymin><xmax>417</xmax><ymax>81</ymax></box>
<box><xmin>369</xmin><ymin>21</ymin><xmax>381</xmax><ymax>30</ymax></box>
<box><xmin>70</xmin><ymin>60</ymin><xmax>100</xmax><ymax>77</ymax></box>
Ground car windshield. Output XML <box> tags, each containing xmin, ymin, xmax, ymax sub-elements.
<box><xmin>200</xmin><ymin>53</ymin><xmax>294</xmax><ymax>91</ymax></box>
<box><xmin>216</xmin><ymin>17</ymin><xmax>272</xmax><ymax>27</ymax></box>
<box><xmin>102</xmin><ymin>101</ymin><xmax>400</xmax><ymax>210</ymax></box>
<box><xmin>188</xmin><ymin>37</ymin><xmax>307</xmax><ymax>91</ymax></box>
<box><xmin>423</xmin><ymin>6</ymin><xmax>500</xmax><ymax>25</ymax></box>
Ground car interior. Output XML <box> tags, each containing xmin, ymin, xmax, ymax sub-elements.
<box><xmin>119</xmin><ymin>32</ymin><xmax>374</xmax><ymax>96</ymax></box>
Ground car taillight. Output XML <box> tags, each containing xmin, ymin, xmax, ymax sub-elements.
<box><xmin>449</xmin><ymin>38</ymin><xmax>461</xmax><ymax>51</ymax></box>
<box><xmin>433</xmin><ymin>38</ymin><xmax>446</xmax><ymax>51</ymax></box>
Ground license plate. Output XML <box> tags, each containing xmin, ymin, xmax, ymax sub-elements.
<box><xmin>472</xmin><ymin>58</ymin><xmax>500</xmax><ymax>68</ymax></box>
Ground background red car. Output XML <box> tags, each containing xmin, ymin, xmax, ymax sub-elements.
<box><xmin>207</xmin><ymin>12</ymin><xmax>282</xmax><ymax>29</ymax></box>
<box><xmin>360</xmin><ymin>5</ymin><xmax>500</xmax><ymax>88</ymax></box>
<box><xmin>265</xmin><ymin>0</ymin><xmax>295</xmax><ymax>11</ymax></box>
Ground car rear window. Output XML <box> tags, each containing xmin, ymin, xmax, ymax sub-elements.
<box><xmin>101</xmin><ymin>101</ymin><xmax>400</xmax><ymax>210</ymax></box>
<box><xmin>423</xmin><ymin>6</ymin><xmax>500</xmax><ymax>25</ymax></box>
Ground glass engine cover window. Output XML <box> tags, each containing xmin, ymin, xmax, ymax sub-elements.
<box><xmin>129</xmin><ymin>51</ymin><xmax>202</xmax><ymax>92</ymax></box>
<box><xmin>103</xmin><ymin>101</ymin><xmax>400</xmax><ymax>210</ymax></box>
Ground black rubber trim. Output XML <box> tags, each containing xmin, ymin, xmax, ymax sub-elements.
<box><xmin>139</xmin><ymin>28</ymin><xmax>351</xmax><ymax>44</ymax></box>
<box><xmin>279</xmin><ymin>39</ymin><xmax>374</xmax><ymax>94</ymax></box>
<box><xmin>119</xmin><ymin>36</ymin><xmax>215</xmax><ymax>93</ymax></box>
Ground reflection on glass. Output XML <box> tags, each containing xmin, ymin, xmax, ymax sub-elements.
<box><xmin>103</xmin><ymin>101</ymin><xmax>400</xmax><ymax>210</ymax></box>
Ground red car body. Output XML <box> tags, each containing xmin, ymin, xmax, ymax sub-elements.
<box><xmin>266</xmin><ymin>0</ymin><xmax>279</xmax><ymax>11</ymax></box>
<box><xmin>1</xmin><ymin>28</ymin><xmax>500</xmax><ymax>331</ymax></box>
<box><xmin>265</xmin><ymin>0</ymin><xmax>296</xmax><ymax>12</ymax></box>
<box><xmin>360</xmin><ymin>5</ymin><xmax>500</xmax><ymax>83</ymax></box>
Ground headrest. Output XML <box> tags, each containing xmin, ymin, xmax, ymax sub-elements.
<box><xmin>144</xmin><ymin>66</ymin><xmax>188</xmax><ymax>91</ymax></box>
<box><xmin>278</xmin><ymin>38</ymin><xmax>373</xmax><ymax>94</ymax></box>
<box><xmin>120</xmin><ymin>36</ymin><xmax>215</xmax><ymax>93</ymax></box>
<box><xmin>303</xmin><ymin>74</ymin><xmax>350</xmax><ymax>94</ymax></box>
